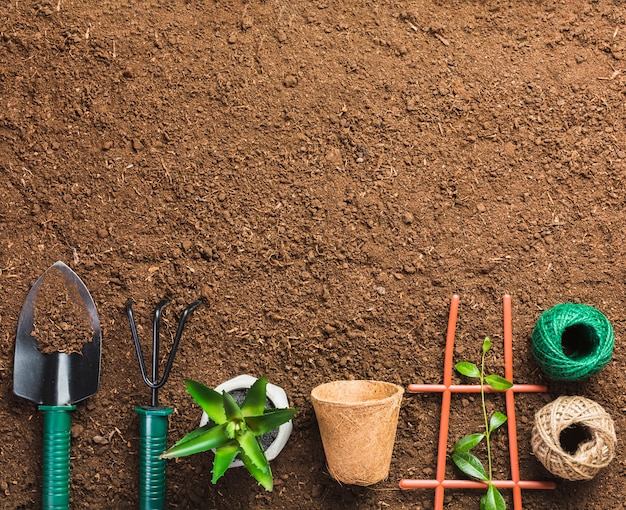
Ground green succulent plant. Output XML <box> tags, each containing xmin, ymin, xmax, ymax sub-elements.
<box><xmin>161</xmin><ymin>376</ymin><xmax>297</xmax><ymax>491</ymax></box>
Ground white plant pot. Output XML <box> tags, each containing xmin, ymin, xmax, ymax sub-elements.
<box><xmin>199</xmin><ymin>374</ymin><xmax>293</xmax><ymax>467</ymax></box>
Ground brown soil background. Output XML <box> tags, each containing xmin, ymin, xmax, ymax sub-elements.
<box><xmin>1</xmin><ymin>0</ymin><xmax>625</xmax><ymax>508</ymax></box>
<box><xmin>32</xmin><ymin>263</ymin><xmax>96</xmax><ymax>354</ymax></box>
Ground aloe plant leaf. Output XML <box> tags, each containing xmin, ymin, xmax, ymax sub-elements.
<box><xmin>489</xmin><ymin>411</ymin><xmax>508</xmax><ymax>433</ymax></box>
<box><xmin>185</xmin><ymin>379</ymin><xmax>227</xmax><ymax>424</ymax></box>
<box><xmin>241</xmin><ymin>376</ymin><xmax>268</xmax><ymax>417</ymax></box>
<box><xmin>161</xmin><ymin>423</ymin><xmax>230</xmax><ymax>459</ymax></box>
<box><xmin>482</xmin><ymin>337</ymin><xmax>492</xmax><ymax>354</ymax></box>
<box><xmin>452</xmin><ymin>451</ymin><xmax>488</xmax><ymax>481</ymax></box>
<box><xmin>246</xmin><ymin>408</ymin><xmax>297</xmax><ymax>436</ymax></box>
<box><xmin>480</xmin><ymin>483</ymin><xmax>506</xmax><ymax>510</ymax></box>
<box><xmin>222</xmin><ymin>390</ymin><xmax>244</xmax><ymax>422</ymax></box>
<box><xmin>456</xmin><ymin>361</ymin><xmax>481</xmax><ymax>379</ymax></box>
<box><xmin>237</xmin><ymin>429</ymin><xmax>269</xmax><ymax>471</ymax></box>
<box><xmin>169</xmin><ymin>423</ymin><xmax>214</xmax><ymax>449</ymax></box>
<box><xmin>485</xmin><ymin>374</ymin><xmax>514</xmax><ymax>391</ymax></box>
<box><xmin>240</xmin><ymin>445</ymin><xmax>273</xmax><ymax>491</ymax></box>
<box><xmin>211</xmin><ymin>441</ymin><xmax>241</xmax><ymax>484</ymax></box>
<box><xmin>453</xmin><ymin>433</ymin><xmax>485</xmax><ymax>453</ymax></box>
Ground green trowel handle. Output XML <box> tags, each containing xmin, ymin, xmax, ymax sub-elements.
<box><xmin>135</xmin><ymin>406</ymin><xmax>173</xmax><ymax>510</ymax></box>
<box><xmin>39</xmin><ymin>405</ymin><xmax>76</xmax><ymax>510</ymax></box>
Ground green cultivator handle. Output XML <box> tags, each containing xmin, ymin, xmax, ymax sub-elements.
<box><xmin>136</xmin><ymin>406</ymin><xmax>173</xmax><ymax>510</ymax></box>
<box><xmin>39</xmin><ymin>405</ymin><xmax>76</xmax><ymax>510</ymax></box>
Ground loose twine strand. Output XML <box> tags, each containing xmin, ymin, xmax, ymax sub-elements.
<box><xmin>531</xmin><ymin>303</ymin><xmax>613</xmax><ymax>381</ymax></box>
<box><xmin>531</xmin><ymin>396</ymin><xmax>616</xmax><ymax>481</ymax></box>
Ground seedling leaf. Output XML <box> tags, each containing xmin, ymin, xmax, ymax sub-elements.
<box><xmin>482</xmin><ymin>337</ymin><xmax>492</xmax><ymax>353</ymax></box>
<box><xmin>454</xmin><ymin>433</ymin><xmax>485</xmax><ymax>453</ymax></box>
<box><xmin>456</xmin><ymin>361</ymin><xmax>480</xmax><ymax>378</ymax></box>
<box><xmin>452</xmin><ymin>451</ymin><xmax>489</xmax><ymax>481</ymax></box>
<box><xmin>485</xmin><ymin>374</ymin><xmax>513</xmax><ymax>391</ymax></box>
<box><xmin>480</xmin><ymin>483</ymin><xmax>506</xmax><ymax>510</ymax></box>
<box><xmin>489</xmin><ymin>411</ymin><xmax>508</xmax><ymax>433</ymax></box>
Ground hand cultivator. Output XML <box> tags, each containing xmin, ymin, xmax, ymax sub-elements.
<box><xmin>126</xmin><ymin>298</ymin><xmax>202</xmax><ymax>510</ymax></box>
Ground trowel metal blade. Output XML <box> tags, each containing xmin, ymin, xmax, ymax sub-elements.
<box><xmin>13</xmin><ymin>261</ymin><xmax>102</xmax><ymax>406</ymax></box>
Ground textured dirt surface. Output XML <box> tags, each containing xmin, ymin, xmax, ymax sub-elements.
<box><xmin>31</xmin><ymin>263</ymin><xmax>96</xmax><ymax>354</ymax></box>
<box><xmin>1</xmin><ymin>0</ymin><xmax>625</xmax><ymax>509</ymax></box>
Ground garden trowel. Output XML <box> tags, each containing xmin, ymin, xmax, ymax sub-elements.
<box><xmin>13</xmin><ymin>261</ymin><xmax>102</xmax><ymax>510</ymax></box>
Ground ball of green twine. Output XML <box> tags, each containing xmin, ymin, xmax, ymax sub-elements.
<box><xmin>532</xmin><ymin>303</ymin><xmax>614</xmax><ymax>381</ymax></box>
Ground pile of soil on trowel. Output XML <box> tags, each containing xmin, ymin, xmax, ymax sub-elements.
<box><xmin>31</xmin><ymin>266</ymin><xmax>94</xmax><ymax>355</ymax></box>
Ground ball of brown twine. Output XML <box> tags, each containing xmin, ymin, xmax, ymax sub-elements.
<box><xmin>531</xmin><ymin>396</ymin><xmax>616</xmax><ymax>481</ymax></box>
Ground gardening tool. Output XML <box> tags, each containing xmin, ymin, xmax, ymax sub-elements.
<box><xmin>13</xmin><ymin>261</ymin><xmax>102</xmax><ymax>510</ymax></box>
<box><xmin>126</xmin><ymin>297</ymin><xmax>202</xmax><ymax>510</ymax></box>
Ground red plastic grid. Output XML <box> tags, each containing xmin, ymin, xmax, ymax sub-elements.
<box><xmin>399</xmin><ymin>294</ymin><xmax>557</xmax><ymax>509</ymax></box>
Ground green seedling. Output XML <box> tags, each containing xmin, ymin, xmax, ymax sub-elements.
<box><xmin>161</xmin><ymin>376</ymin><xmax>297</xmax><ymax>491</ymax></box>
<box><xmin>452</xmin><ymin>337</ymin><xmax>513</xmax><ymax>510</ymax></box>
